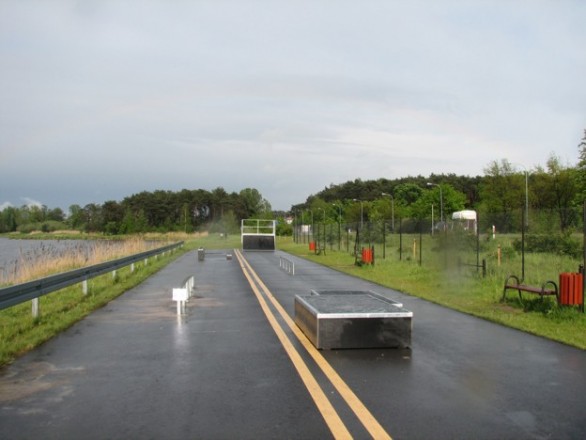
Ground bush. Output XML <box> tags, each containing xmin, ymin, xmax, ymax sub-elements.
<box><xmin>16</xmin><ymin>221</ymin><xmax>68</xmax><ymax>234</ymax></box>
<box><xmin>513</xmin><ymin>233</ymin><xmax>582</xmax><ymax>259</ymax></box>
<box><xmin>276</xmin><ymin>219</ymin><xmax>292</xmax><ymax>236</ymax></box>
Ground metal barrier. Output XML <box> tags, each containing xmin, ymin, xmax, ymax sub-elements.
<box><xmin>0</xmin><ymin>241</ymin><xmax>184</xmax><ymax>316</ymax></box>
<box><xmin>279</xmin><ymin>256</ymin><xmax>295</xmax><ymax>275</ymax></box>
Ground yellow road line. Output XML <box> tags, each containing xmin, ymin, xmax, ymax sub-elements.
<box><xmin>234</xmin><ymin>250</ymin><xmax>352</xmax><ymax>440</ymax></box>
<box><xmin>236</xmin><ymin>249</ymin><xmax>392</xmax><ymax>440</ymax></box>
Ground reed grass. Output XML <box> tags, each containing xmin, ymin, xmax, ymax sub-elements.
<box><xmin>278</xmin><ymin>234</ymin><xmax>586</xmax><ymax>350</ymax></box>
<box><xmin>1</xmin><ymin>238</ymin><xmax>164</xmax><ymax>286</ymax></box>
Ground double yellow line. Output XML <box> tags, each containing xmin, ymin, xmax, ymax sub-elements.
<box><xmin>235</xmin><ymin>249</ymin><xmax>392</xmax><ymax>440</ymax></box>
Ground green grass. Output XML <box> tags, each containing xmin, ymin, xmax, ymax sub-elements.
<box><xmin>277</xmin><ymin>234</ymin><xmax>586</xmax><ymax>350</ymax></box>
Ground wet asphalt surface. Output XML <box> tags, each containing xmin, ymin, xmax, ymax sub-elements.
<box><xmin>1</xmin><ymin>249</ymin><xmax>585</xmax><ymax>439</ymax></box>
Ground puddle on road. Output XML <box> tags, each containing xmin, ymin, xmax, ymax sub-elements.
<box><xmin>0</xmin><ymin>361</ymin><xmax>84</xmax><ymax>403</ymax></box>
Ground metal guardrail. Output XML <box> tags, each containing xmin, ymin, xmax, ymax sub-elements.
<box><xmin>0</xmin><ymin>241</ymin><xmax>184</xmax><ymax>312</ymax></box>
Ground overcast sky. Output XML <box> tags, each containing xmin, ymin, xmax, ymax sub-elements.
<box><xmin>1</xmin><ymin>0</ymin><xmax>585</xmax><ymax>212</ymax></box>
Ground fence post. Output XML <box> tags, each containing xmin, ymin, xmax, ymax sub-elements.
<box><xmin>419</xmin><ymin>227</ymin><xmax>423</xmax><ymax>266</ymax></box>
<box><xmin>399</xmin><ymin>218</ymin><xmax>403</xmax><ymax>261</ymax></box>
<box><xmin>82</xmin><ymin>279</ymin><xmax>88</xmax><ymax>295</ymax></box>
<box><xmin>383</xmin><ymin>221</ymin><xmax>386</xmax><ymax>259</ymax></box>
<box><xmin>32</xmin><ymin>298</ymin><xmax>39</xmax><ymax>318</ymax></box>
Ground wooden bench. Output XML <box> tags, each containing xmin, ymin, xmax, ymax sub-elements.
<box><xmin>502</xmin><ymin>275</ymin><xmax>558</xmax><ymax>304</ymax></box>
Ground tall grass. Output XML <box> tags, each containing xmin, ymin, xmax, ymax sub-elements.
<box><xmin>1</xmin><ymin>238</ymin><xmax>164</xmax><ymax>286</ymax></box>
<box><xmin>278</xmin><ymin>233</ymin><xmax>586</xmax><ymax>350</ymax></box>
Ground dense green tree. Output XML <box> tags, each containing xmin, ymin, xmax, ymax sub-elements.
<box><xmin>238</xmin><ymin>188</ymin><xmax>272</xmax><ymax>219</ymax></box>
<box><xmin>47</xmin><ymin>207</ymin><xmax>65</xmax><ymax>222</ymax></box>
<box><xmin>0</xmin><ymin>206</ymin><xmax>17</xmax><ymax>232</ymax></box>
<box><xmin>545</xmin><ymin>154</ymin><xmax>578</xmax><ymax>231</ymax></box>
<box><xmin>82</xmin><ymin>203</ymin><xmax>103</xmax><ymax>233</ymax></box>
<box><xmin>67</xmin><ymin>205</ymin><xmax>84</xmax><ymax>229</ymax></box>
<box><xmin>28</xmin><ymin>205</ymin><xmax>47</xmax><ymax>223</ymax></box>
<box><xmin>411</xmin><ymin>183</ymin><xmax>466</xmax><ymax>222</ymax></box>
<box><xmin>102</xmin><ymin>201</ymin><xmax>124</xmax><ymax>235</ymax></box>
<box><xmin>394</xmin><ymin>183</ymin><xmax>423</xmax><ymax>207</ymax></box>
<box><xmin>479</xmin><ymin>159</ymin><xmax>525</xmax><ymax>233</ymax></box>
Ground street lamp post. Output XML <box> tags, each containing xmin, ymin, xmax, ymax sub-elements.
<box><xmin>310</xmin><ymin>210</ymin><xmax>314</xmax><ymax>246</ymax></box>
<box><xmin>317</xmin><ymin>207</ymin><xmax>325</xmax><ymax>252</ymax></box>
<box><xmin>381</xmin><ymin>192</ymin><xmax>395</xmax><ymax>232</ymax></box>
<box><xmin>352</xmin><ymin>199</ymin><xmax>363</xmax><ymax>230</ymax></box>
<box><xmin>524</xmin><ymin>170</ymin><xmax>528</xmax><ymax>229</ymax></box>
<box><xmin>293</xmin><ymin>210</ymin><xmax>297</xmax><ymax>243</ymax></box>
<box><xmin>333</xmin><ymin>203</ymin><xmax>342</xmax><ymax>251</ymax></box>
<box><xmin>427</xmin><ymin>183</ymin><xmax>443</xmax><ymax>226</ymax></box>
<box><xmin>511</xmin><ymin>163</ymin><xmax>529</xmax><ymax>229</ymax></box>
<box><xmin>352</xmin><ymin>198</ymin><xmax>364</xmax><ymax>252</ymax></box>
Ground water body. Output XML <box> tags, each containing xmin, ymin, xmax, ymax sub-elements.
<box><xmin>0</xmin><ymin>238</ymin><xmax>121</xmax><ymax>282</ymax></box>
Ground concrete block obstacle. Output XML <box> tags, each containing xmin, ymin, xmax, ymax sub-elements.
<box><xmin>294</xmin><ymin>290</ymin><xmax>412</xmax><ymax>349</ymax></box>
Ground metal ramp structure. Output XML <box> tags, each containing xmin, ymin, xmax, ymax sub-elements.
<box><xmin>241</xmin><ymin>219</ymin><xmax>276</xmax><ymax>251</ymax></box>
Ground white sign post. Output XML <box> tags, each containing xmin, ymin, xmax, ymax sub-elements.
<box><xmin>172</xmin><ymin>288</ymin><xmax>188</xmax><ymax>315</ymax></box>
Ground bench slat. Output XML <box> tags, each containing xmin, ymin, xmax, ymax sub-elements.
<box><xmin>504</xmin><ymin>284</ymin><xmax>556</xmax><ymax>295</ymax></box>
<box><xmin>502</xmin><ymin>275</ymin><xmax>559</xmax><ymax>304</ymax></box>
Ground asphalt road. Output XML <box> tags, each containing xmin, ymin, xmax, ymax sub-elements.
<box><xmin>1</xmin><ymin>248</ymin><xmax>585</xmax><ymax>439</ymax></box>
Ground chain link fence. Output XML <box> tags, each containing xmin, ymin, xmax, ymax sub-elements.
<box><xmin>293</xmin><ymin>206</ymin><xmax>586</xmax><ymax>275</ymax></box>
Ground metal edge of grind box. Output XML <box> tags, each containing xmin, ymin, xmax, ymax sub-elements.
<box><xmin>294</xmin><ymin>290</ymin><xmax>413</xmax><ymax>350</ymax></box>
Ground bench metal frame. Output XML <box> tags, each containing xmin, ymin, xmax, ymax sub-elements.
<box><xmin>502</xmin><ymin>274</ymin><xmax>558</xmax><ymax>304</ymax></box>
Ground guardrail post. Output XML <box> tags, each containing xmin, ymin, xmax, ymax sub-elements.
<box><xmin>83</xmin><ymin>279</ymin><xmax>88</xmax><ymax>295</ymax></box>
<box><xmin>32</xmin><ymin>298</ymin><xmax>39</xmax><ymax>318</ymax></box>
<box><xmin>279</xmin><ymin>256</ymin><xmax>295</xmax><ymax>276</ymax></box>
<box><xmin>144</xmin><ymin>258</ymin><xmax>148</xmax><ymax>266</ymax></box>
<box><xmin>187</xmin><ymin>276</ymin><xmax>195</xmax><ymax>297</ymax></box>
<box><xmin>112</xmin><ymin>270</ymin><xmax>117</xmax><ymax>280</ymax></box>
<box><xmin>131</xmin><ymin>263</ymin><xmax>135</xmax><ymax>273</ymax></box>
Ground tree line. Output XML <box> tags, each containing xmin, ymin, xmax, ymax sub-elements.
<box><xmin>0</xmin><ymin>187</ymin><xmax>272</xmax><ymax>235</ymax></box>
<box><xmin>293</xmin><ymin>131</ymin><xmax>586</xmax><ymax>235</ymax></box>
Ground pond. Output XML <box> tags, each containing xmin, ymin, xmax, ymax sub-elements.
<box><xmin>0</xmin><ymin>238</ymin><xmax>131</xmax><ymax>283</ymax></box>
